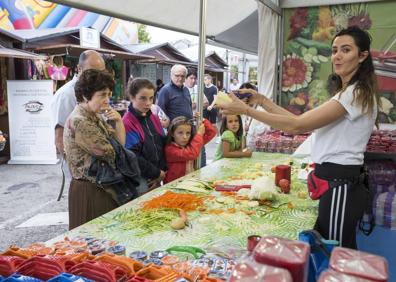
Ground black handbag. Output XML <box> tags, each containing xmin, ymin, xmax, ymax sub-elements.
<box><xmin>87</xmin><ymin>137</ymin><xmax>147</xmax><ymax>205</ymax></box>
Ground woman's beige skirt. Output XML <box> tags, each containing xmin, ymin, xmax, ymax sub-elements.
<box><xmin>68</xmin><ymin>179</ymin><xmax>118</xmax><ymax>230</ymax></box>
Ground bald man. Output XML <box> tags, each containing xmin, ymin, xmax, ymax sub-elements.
<box><xmin>51</xmin><ymin>50</ymin><xmax>105</xmax><ymax>153</ymax></box>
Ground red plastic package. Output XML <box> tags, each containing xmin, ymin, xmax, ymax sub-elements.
<box><xmin>69</xmin><ymin>260</ymin><xmax>128</xmax><ymax>282</ymax></box>
<box><xmin>16</xmin><ymin>256</ymin><xmax>65</xmax><ymax>280</ymax></box>
<box><xmin>0</xmin><ymin>255</ymin><xmax>25</xmax><ymax>276</ymax></box>
<box><xmin>329</xmin><ymin>247</ymin><xmax>388</xmax><ymax>282</ymax></box>
<box><xmin>318</xmin><ymin>269</ymin><xmax>376</xmax><ymax>282</ymax></box>
<box><xmin>253</xmin><ymin>236</ymin><xmax>310</xmax><ymax>282</ymax></box>
<box><xmin>229</xmin><ymin>255</ymin><xmax>292</xmax><ymax>282</ymax></box>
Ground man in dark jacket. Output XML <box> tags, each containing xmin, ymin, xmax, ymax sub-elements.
<box><xmin>157</xmin><ymin>64</ymin><xmax>193</xmax><ymax>121</ymax></box>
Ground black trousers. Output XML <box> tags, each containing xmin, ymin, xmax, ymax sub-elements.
<box><xmin>313</xmin><ymin>163</ymin><xmax>367</xmax><ymax>249</ymax></box>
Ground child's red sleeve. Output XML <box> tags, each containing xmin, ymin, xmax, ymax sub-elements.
<box><xmin>202</xmin><ymin>119</ymin><xmax>217</xmax><ymax>145</ymax></box>
<box><xmin>165</xmin><ymin>134</ymin><xmax>204</xmax><ymax>162</ymax></box>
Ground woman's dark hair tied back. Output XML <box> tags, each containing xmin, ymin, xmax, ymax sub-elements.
<box><xmin>333</xmin><ymin>25</ymin><xmax>372</xmax><ymax>52</ymax></box>
<box><xmin>330</xmin><ymin>25</ymin><xmax>379</xmax><ymax>121</ymax></box>
<box><xmin>127</xmin><ymin>77</ymin><xmax>155</xmax><ymax>98</ymax></box>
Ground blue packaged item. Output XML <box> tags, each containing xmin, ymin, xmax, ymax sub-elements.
<box><xmin>298</xmin><ymin>230</ymin><xmax>338</xmax><ymax>282</ymax></box>
<box><xmin>107</xmin><ymin>245</ymin><xmax>126</xmax><ymax>256</ymax></box>
<box><xmin>129</xmin><ymin>250</ymin><xmax>147</xmax><ymax>261</ymax></box>
<box><xmin>150</xmin><ymin>250</ymin><xmax>168</xmax><ymax>259</ymax></box>
<box><xmin>0</xmin><ymin>275</ymin><xmax>3</xmax><ymax>281</ymax></box>
<box><xmin>145</xmin><ymin>258</ymin><xmax>162</xmax><ymax>265</ymax></box>
<box><xmin>3</xmin><ymin>274</ymin><xmax>43</xmax><ymax>282</ymax></box>
<box><xmin>47</xmin><ymin>273</ymin><xmax>93</xmax><ymax>282</ymax></box>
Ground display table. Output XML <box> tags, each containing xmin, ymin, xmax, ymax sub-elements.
<box><xmin>47</xmin><ymin>153</ymin><xmax>318</xmax><ymax>255</ymax></box>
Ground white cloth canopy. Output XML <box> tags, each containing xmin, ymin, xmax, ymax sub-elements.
<box><xmin>49</xmin><ymin>0</ymin><xmax>259</xmax><ymax>53</ymax></box>
<box><xmin>49</xmin><ymin>0</ymin><xmax>384</xmax><ymax>54</ymax></box>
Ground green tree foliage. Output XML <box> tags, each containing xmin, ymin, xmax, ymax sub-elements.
<box><xmin>138</xmin><ymin>24</ymin><xmax>151</xmax><ymax>43</ymax></box>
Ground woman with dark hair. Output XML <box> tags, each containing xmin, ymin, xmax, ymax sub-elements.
<box><xmin>64</xmin><ymin>69</ymin><xmax>124</xmax><ymax>229</ymax></box>
<box><xmin>123</xmin><ymin>78</ymin><xmax>167</xmax><ymax>190</ymax></box>
<box><xmin>218</xmin><ymin>26</ymin><xmax>380</xmax><ymax>248</ymax></box>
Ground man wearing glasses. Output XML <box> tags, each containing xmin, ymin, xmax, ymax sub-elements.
<box><xmin>157</xmin><ymin>64</ymin><xmax>193</xmax><ymax>121</ymax></box>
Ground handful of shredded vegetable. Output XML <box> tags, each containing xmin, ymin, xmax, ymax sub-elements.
<box><xmin>142</xmin><ymin>191</ymin><xmax>206</xmax><ymax>212</ymax></box>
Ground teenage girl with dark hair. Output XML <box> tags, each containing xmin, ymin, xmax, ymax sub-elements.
<box><xmin>123</xmin><ymin>78</ymin><xmax>167</xmax><ymax>190</ymax></box>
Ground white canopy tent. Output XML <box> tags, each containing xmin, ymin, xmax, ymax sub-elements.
<box><xmin>48</xmin><ymin>0</ymin><xmax>387</xmax><ymax>160</ymax></box>
<box><xmin>47</xmin><ymin>0</ymin><xmax>385</xmax><ymax>53</ymax></box>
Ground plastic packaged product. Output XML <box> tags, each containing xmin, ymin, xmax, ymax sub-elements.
<box><xmin>94</xmin><ymin>254</ymin><xmax>144</xmax><ymax>276</ymax></box>
<box><xmin>150</xmin><ymin>250</ymin><xmax>168</xmax><ymax>259</ymax></box>
<box><xmin>89</xmin><ymin>243</ymin><xmax>105</xmax><ymax>255</ymax></box>
<box><xmin>329</xmin><ymin>247</ymin><xmax>388</xmax><ymax>282</ymax></box>
<box><xmin>318</xmin><ymin>269</ymin><xmax>375</xmax><ymax>282</ymax></box>
<box><xmin>373</xmin><ymin>192</ymin><xmax>396</xmax><ymax>229</ymax></box>
<box><xmin>145</xmin><ymin>258</ymin><xmax>162</xmax><ymax>265</ymax></box>
<box><xmin>253</xmin><ymin>236</ymin><xmax>310</xmax><ymax>282</ymax></box>
<box><xmin>0</xmin><ymin>255</ymin><xmax>25</xmax><ymax>276</ymax></box>
<box><xmin>366</xmin><ymin>160</ymin><xmax>396</xmax><ymax>194</ymax></box>
<box><xmin>126</xmin><ymin>275</ymin><xmax>151</xmax><ymax>282</ymax></box>
<box><xmin>16</xmin><ymin>255</ymin><xmax>75</xmax><ymax>280</ymax></box>
<box><xmin>229</xmin><ymin>255</ymin><xmax>292</xmax><ymax>282</ymax></box>
<box><xmin>204</xmin><ymin>258</ymin><xmax>235</xmax><ymax>280</ymax></box>
<box><xmin>129</xmin><ymin>251</ymin><xmax>148</xmax><ymax>261</ymax></box>
<box><xmin>160</xmin><ymin>255</ymin><xmax>180</xmax><ymax>266</ymax></box>
<box><xmin>69</xmin><ymin>260</ymin><xmax>128</xmax><ymax>282</ymax></box>
<box><xmin>107</xmin><ymin>245</ymin><xmax>126</xmax><ymax>256</ymax></box>
<box><xmin>1</xmin><ymin>274</ymin><xmax>43</xmax><ymax>282</ymax></box>
<box><xmin>47</xmin><ymin>272</ymin><xmax>93</xmax><ymax>282</ymax></box>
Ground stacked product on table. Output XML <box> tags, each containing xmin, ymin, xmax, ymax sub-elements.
<box><xmin>366</xmin><ymin>159</ymin><xmax>396</xmax><ymax>229</ymax></box>
<box><xmin>0</xmin><ymin>237</ymin><xmax>235</xmax><ymax>282</ymax></box>
<box><xmin>366</xmin><ymin>130</ymin><xmax>396</xmax><ymax>153</ymax></box>
<box><xmin>253</xmin><ymin>130</ymin><xmax>310</xmax><ymax>154</ymax></box>
<box><xmin>229</xmin><ymin>236</ymin><xmax>389</xmax><ymax>282</ymax></box>
<box><xmin>318</xmin><ymin>247</ymin><xmax>388</xmax><ymax>282</ymax></box>
<box><xmin>0</xmin><ymin>234</ymin><xmax>389</xmax><ymax>282</ymax></box>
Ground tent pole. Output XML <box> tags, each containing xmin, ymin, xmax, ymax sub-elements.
<box><xmin>257</xmin><ymin>0</ymin><xmax>281</xmax><ymax>15</ymax></box>
<box><xmin>196</xmin><ymin>0</ymin><xmax>207</xmax><ymax>169</ymax></box>
<box><xmin>277</xmin><ymin>8</ymin><xmax>284</xmax><ymax>105</ymax></box>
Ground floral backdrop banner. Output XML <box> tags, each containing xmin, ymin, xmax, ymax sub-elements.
<box><xmin>281</xmin><ymin>1</ymin><xmax>396</xmax><ymax>123</ymax></box>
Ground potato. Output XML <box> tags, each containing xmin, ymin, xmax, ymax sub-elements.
<box><xmin>170</xmin><ymin>218</ymin><xmax>186</xmax><ymax>230</ymax></box>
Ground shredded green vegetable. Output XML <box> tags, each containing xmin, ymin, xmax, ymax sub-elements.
<box><xmin>101</xmin><ymin>208</ymin><xmax>179</xmax><ymax>237</ymax></box>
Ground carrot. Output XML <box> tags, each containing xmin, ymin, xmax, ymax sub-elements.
<box><xmin>227</xmin><ymin>208</ymin><xmax>236</xmax><ymax>214</ymax></box>
<box><xmin>142</xmin><ymin>191</ymin><xmax>205</xmax><ymax>212</ymax></box>
<box><xmin>242</xmin><ymin>210</ymin><xmax>256</xmax><ymax>215</ymax></box>
<box><xmin>208</xmin><ymin>209</ymin><xmax>224</xmax><ymax>215</ymax></box>
<box><xmin>179</xmin><ymin>209</ymin><xmax>187</xmax><ymax>222</ymax></box>
<box><xmin>220</xmin><ymin>191</ymin><xmax>236</xmax><ymax>196</ymax></box>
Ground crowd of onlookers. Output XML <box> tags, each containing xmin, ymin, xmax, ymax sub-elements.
<box><xmin>51</xmin><ymin>50</ymin><xmax>255</xmax><ymax>229</ymax></box>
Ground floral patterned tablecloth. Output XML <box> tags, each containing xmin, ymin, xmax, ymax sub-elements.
<box><xmin>48</xmin><ymin>153</ymin><xmax>318</xmax><ymax>255</ymax></box>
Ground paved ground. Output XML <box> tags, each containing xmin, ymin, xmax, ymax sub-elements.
<box><xmin>0</xmin><ymin>138</ymin><xmax>219</xmax><ymax>251</ymax></box>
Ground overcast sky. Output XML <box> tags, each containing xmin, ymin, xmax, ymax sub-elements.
<box><xmin>146</xmin><ymin>26</ymin><xmax>198</xmax><ymax>44</ymax></box>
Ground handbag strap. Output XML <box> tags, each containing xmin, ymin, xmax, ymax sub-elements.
<box><xmin>56</xmin><ymin>153</ymin><xmax>66</xmax><ymax>201</ymax></box>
